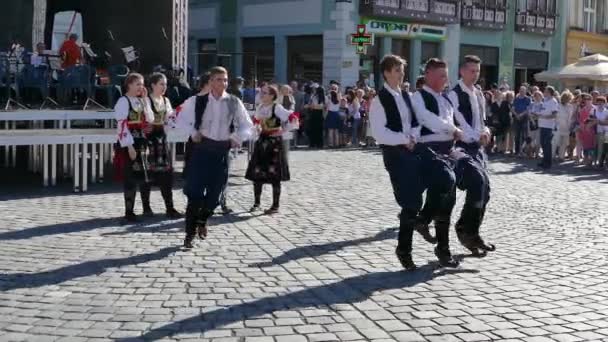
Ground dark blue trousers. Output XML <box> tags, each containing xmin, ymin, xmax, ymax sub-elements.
<box><xmin>540</xmin><ymin>127</ymin><xmax>553</xmax><ymax>168</ymax></box>
<box><xmin>184</xmin><ymin>141</ymin><xmax>231</xmax><ymax>211</ymax></box>
<box><xmin>454</xmin><ymin>145</ymin><xmax>491</xmax><ymax>243</ymax></box>
<box><xmin>417</xmin><ymin>144</ymin><xmax>457</xmax><ymax>253</ymax></box>
<box><xmin>381</xmin><ymin>146</ymin><xmax>424</xmax><ymax>255</ymax></box>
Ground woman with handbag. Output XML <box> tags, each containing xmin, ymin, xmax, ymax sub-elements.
<box><xmin>246</xmin><ymin>85</ymin><xmax>293</xmax><ymax>215</ymax></box>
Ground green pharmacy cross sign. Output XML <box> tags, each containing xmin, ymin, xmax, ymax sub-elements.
<box><xmin>351</xmin><ymin>24</ymin><xmax>373</xmax><ymax>54</ymax></box>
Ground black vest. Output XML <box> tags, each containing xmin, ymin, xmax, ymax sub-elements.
<box><xmin>377</xmin><ymin>86</ymin><xmax>418</xmax><ymax>133</ymax></box>
<box><xmin>193</xmin><ymin>94</ymin><xmax>236</xmax><ymax>133</ymax></box>
<box><xmin>452</xmin><ymin>84</ymin><xmax>473</xmax><ymax>127</ymax></box>
<box><xmin>418</xmin><ymin>89</ymin><xmax>453</xmax><ymax>136</ymax></box>
<box><xmin>194</xmin><ymin>94</ymin><xmax>210</xmax><ymax>130</ymax></box>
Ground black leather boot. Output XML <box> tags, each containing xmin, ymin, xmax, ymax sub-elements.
<box><xmin>434</xmin><ymin>246</ymin><xmax>460</xmax><ymax>268</ymax></box>
<box><xmin>184</xmin><ymin>201</ymin><xmax>199</xmax><ymax>248</ymax></box>
<box><xmin>123</xmin><ymin>189</ymin><xmax>138</xmax><ymax>223</ymax></box>
<box><xmin>395</xmin><ymin>248</ymin><xmax>416</xmax><ymax>271</ymax></box>
<box><xmin>264</xmin><ymin>183</ymin><xmax>281</xmax><ymax>215</ymax></box>
<box><xmin>161</xmin><ymin>184</ymin><xmax>182</xmax><ymax>219</ymax></box>
<box><xmin>395</xmin><ymin>210</ymin><xmax>417</xmax><ymax>271</ymax></box>
<box><xmin>140</xmin><ymin>184</ymin><xmax>153</xmax><ymax>217</ymax></box>
<box><xmin>434</xmin><ymin>218</ymin><xmax>459</xmax><ymax>268</ymax></box>
<box><xmin>196</xmin><ymin>207</ymin><xmax>212</xmax><ymax>239</ymax></box>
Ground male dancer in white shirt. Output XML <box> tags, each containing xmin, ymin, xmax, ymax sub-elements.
<box><xmin>411</xmin><ymin>58</ymin><xmax>464</xmax><ymax>268</ymax></box>
<box><xmin>448</xmin><ymin>55</ymin><xmax>495</xmax><ymax>256</ymax></box>
<box><xmin>370</xmin><ymin>54</ymin><xmax>448</xmax><ymax>270</ymax></box>
<box><xmin>176</xmin><ymin>67</ymin><xmax>253</xmax><ymax>248</ymax></box>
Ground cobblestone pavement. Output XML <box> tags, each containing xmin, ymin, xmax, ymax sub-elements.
<box><xmin>1</xmin><ymin>149</ymin><xmax>608</xmax><ymax>342</ymax></box>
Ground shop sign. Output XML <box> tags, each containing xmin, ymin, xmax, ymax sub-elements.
<box><xmin>360</xmin><ymin>18</ymin><xmax>446</xmax><ymax>41</ymax></box>
<box><xmin>350</xmin><ymin>24</ymin><xmax>374</xmax><ymax>54</ymax></box>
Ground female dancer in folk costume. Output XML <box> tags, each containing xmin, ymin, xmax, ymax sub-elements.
<box><xmin>113</xmin><ymin>73</ymin><xmax>153</xmax><ymax>222</ymax></box>
<box><xmin>246</xmin><ymin>85</ymin><xmax>295</xmax><ymax>215</ymax></box>
<box><xmin>145</xmin><ymin>72</ymin><xmax>183</xmax><ymax>219</ymax></box>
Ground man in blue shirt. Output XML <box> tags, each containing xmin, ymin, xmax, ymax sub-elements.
<box><xmin>512</xmin><ymin>86</ymin><xmax>531</xmax><ymax>155</ymax></box>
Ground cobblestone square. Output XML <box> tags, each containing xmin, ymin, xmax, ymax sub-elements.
<box><xmin>1</xmin><ymin>149</ymin><xmax>607</xmax><ymax>341</ymax></box>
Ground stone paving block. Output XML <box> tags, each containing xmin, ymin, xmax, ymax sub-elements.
<box><xmin>390</xmin><ymin>331</ymin><xmax>426</xmax><ymax>341</ymax></box>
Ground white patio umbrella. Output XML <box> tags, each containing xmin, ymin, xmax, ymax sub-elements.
<box><xmin>535</xmin><ymin>54</ymin><xmax>608</xmax><ymax>82</ymax></box>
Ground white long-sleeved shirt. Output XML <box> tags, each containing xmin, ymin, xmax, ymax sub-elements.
<box><xmin>538</xmin><ymin>97</ymin><xmax>558</xmax><ymax>129</ymax></box>
<box><xmin>369</xmin><ymin>85</ymin><xmax>416</xmax><ymax>146</ymax></box>
<box><xmin>176</xmin><ymin>91</ymin><xmax>253</xmax><ymax>144</ymax></box>
<box><xmin>556</xmin><ymin>103</ymin><xmax>574</xmax><ymax>133</ymax></box>
<box><xmin>114</xmin><ymin>96</ymin><xmax>154</xmax><ymax>147</ymax></box>
<box><xmin>448</xmin><ymin>80</ymin><xmax>489</xmax><ymax>144</ymax></box>
<box><xmin>411</xmin><ymin>86</ymin><xmax>458</xmax><ymax>143</ymax></box>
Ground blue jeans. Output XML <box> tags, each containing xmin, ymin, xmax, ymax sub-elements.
<box><xmin>351</xmin><ymin>118</ymin><xmax>361</xmax><ymax>145</ymax></box>
<box><xmin>540</xmin><ymin>127</ymin><xmax>553</xmax><ymax>168</ymax></box>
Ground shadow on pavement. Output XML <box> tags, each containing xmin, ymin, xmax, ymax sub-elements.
<box><xmin>0</xmin><ymin>246</ymin><xmax>179</xmax><ymax>291</ymax></box>
<box><xmin>0</xmin><ymin>217</ymin><xmax>121</xmax><ymax>241</ymax></box>
<box><xmin>490</xmin><ymin>155</ymin><xmax>608</xmax><ymax>181</ymax></box>
<box><xmin>116</xmin><ymin>267</ymin><xmax>479</xmax><ymax>342</ymax></box>
<box><xmin>249</xmin><ymin>227</ymin><xmax>398</xmax><ymax>268</ymax></box>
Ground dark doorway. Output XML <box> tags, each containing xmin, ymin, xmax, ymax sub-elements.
<box><xmin>514</xmin><ymin>49</ymin><xmax>548</xmax><ymax>87</ymax></box>
<box><xmin>242</xmin><ymin>37</ymin><xmax>274</xmax><ymax>82</ymax></box>
<box><xmin>287</xmin><ymin>35</ymin><xmax>323</xmax><ymax>83</ymax></box>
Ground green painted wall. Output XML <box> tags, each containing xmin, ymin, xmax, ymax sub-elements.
<box><xmin>460</xmin><ymin>0</ymin><xmax>567</xmax><ymax>87</ymax></box>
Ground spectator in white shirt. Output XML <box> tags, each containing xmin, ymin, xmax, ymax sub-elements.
<box><xmin>553</xmin><ymin>91</ymin><xmax>574</xmax><ymax>161</ymax></box>
<box><xmin>536</xmin><ymin>86</ymin><xmax>559</xmax><ymax>169</ymax></box>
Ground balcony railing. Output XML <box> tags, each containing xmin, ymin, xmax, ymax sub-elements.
<box><xmin>359</xmin><ymin>0</ymin><xmax>460</xmax><ymax>25</ymax></box>
<box><xmin>461</xmin><ymin>2</ymin><xmax>506</xmax><ymax>30</ymax></box>
<box><xmin>515</xmin><ymin>10</ymin><xmax>556</xmax><ymax>35</ymax></box>
<box><xmin>515</xmin><ymin>1</ymin><xmax>557</xmax><ymax>36</ymax></box>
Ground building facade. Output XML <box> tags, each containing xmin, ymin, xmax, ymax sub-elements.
<box><xmin>188</xmin><ymin>0</ymin><xmax>358</xmax><ymax>86</ymax></box>
<box><xmin>188</xmin><ymin>0</ymin><xmax>568</xmax><ymax>89</ymax></box>
<box><xmin>565</xmin><ymin>0</ymin><xmax>608</xmax><ymax>65</ymax></box>
<box><xmin>459</xmin><ymin>0</ymin><xmax>566</xmax><ymax>89</ymax></box>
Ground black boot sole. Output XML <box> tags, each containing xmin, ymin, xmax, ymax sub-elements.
<box><xmin>468</xmin><ymin>247</ymin><xmax>487</xmax><ymax>258</ymax></box>
<box><xmin>478</xmin><ymin>243</ymin><xmax>496</xmax><ymax>252</ymax></box>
